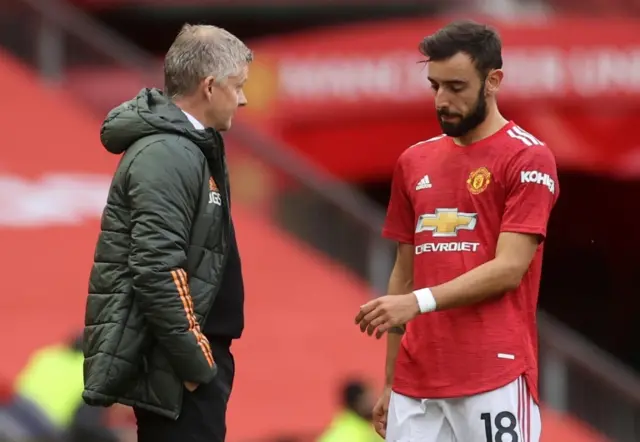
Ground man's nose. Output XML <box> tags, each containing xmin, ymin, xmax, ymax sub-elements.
<box><xmin>238</xmin><ymin>90</ymin><xmax>247</xmax><ymax>107</ymax></box>
<box><xmin>434</xmin><ymin>89</ymin><xmax>451</xmax><ymax>109</ymax></box>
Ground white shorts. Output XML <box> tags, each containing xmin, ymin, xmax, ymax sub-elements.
<box><xmin>387</xmin><ymin>376</ymin><xmax>540</xmax><ymax>442</ymax></box>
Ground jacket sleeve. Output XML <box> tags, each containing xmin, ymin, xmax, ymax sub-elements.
<box><xmin>127</xmin><ymin>141</ymin><xmax>216</xmax><ymax>384</ymax></box>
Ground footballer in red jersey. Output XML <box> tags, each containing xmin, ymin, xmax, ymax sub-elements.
<box><xmin>355</xmin><ymin>21</ymin><xmax>559</xmax><ymax>441</ymax></box>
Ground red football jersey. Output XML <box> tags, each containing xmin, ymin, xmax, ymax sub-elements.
<box><xmin>382</xmin><ymin>121</ymin><xmax>558</xmax><ymax>403</ymax></box>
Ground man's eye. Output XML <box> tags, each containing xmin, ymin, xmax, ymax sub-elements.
<box><xmin>430</xmin><ymin>84</ymin><xmax>439</xmax><ymax>91</ymax></box>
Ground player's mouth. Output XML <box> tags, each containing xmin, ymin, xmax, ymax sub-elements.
<box><xmin>440</xmin><ymin>115</ymin><xmax>461</xmax><ymax>123</ymax></box>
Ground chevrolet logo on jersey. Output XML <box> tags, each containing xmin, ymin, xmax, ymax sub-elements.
<box><xmin>416</xmin><ymin>208</ymin><xmax>477</xmax><ymax>237</ymax></box>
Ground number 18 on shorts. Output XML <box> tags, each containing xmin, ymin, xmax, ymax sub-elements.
<box><xmin>387</xmin><ymin>377</ymin><xmax>541</xmax><ymax>442</ymax></box>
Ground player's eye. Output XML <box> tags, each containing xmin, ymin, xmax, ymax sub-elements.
<box><xmin>430</xmin><ymin>84</ymin><xmax>439</xmax><ymax>91</ymax></box>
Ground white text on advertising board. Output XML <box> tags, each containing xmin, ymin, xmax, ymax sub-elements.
<box><xmin>275</xmin><ymin>48</ymin><xmax>640</xmax><ymax>102</ymax></box>
<box><xmin>0</xmin><ymin>174</ymin><xmax>110</xmax><ymax>227</ymax></box>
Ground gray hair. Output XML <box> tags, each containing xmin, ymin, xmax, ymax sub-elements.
<box><xmin>164</xmin><ymin>24</ymin><xmax>253</xmax><ymax>98</ymax></box>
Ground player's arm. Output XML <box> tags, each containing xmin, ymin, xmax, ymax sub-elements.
<box><xmin>384</xmin><ymin>243</ymin><xmax>414</xmax><ymax>386</ymax></box>
<box><xmin>127</xmin><ymin>142</ymin><xmax>216</xmax><ymax>384</ymax></box>
<box><xmin>368</xmin><ymin>152</ymin><xmax>415</xmax><ymax>379</ymax></box>
<box><xmin>428</xmin><ymin>146</ymin><xmax>558</xmax><ymax>310</ymax></box>
<box><xmin>368</xmin><ymin>153</ymin><xmax>415</xmax><ymax>437</ymax></box>
<box><xmin>427</xmin><ymin>231</ymin><xmax>538</xmax><ymax>310</ymax></box>
<box><xmin>357</xmin><ymin>145</ymin><xmax>559</xmax><ymax>336</ymax></box>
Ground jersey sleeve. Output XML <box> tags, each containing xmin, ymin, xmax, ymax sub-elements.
<box><xmin>501</xmin><ymin>145</ymin><xmax>559</xmax><ymax>240</ymax></box>
<box><xmin>382</xmin><ymin>156</ymin><xmax>415</xmax><ymax>244</ymax></box>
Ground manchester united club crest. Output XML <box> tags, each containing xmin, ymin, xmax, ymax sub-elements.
<box><xmin>466</xmin><ymin>167</ymin><xmax>492</xmax><ymax>195</ymax></box>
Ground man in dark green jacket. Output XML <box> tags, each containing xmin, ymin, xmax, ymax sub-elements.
<box><xmin>83</xmin><ymin>24</ymin><xmax>252</xmax><ymax>442</ymax></box>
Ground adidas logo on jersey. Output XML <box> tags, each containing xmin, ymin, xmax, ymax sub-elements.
<box><xmin>416</xmin><ymin>175</ymin><xmax>432</xmax><ymax>190</ymax></box>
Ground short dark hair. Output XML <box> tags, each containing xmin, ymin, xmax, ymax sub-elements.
<box><xmin>341</xmin><ymin>380</ymin><xmax>366</xmax><ymax>410</ymax></box>
<box><xmin>419</xmin><ymin>20</ymin><xmax>503</xmax><ymax>75</ymax></box>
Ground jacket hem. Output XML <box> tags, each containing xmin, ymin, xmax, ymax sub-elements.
<box><xmin>82</xmin><ymin>389</ymin><xmax>179</xmax><ymax>420</ymax></box>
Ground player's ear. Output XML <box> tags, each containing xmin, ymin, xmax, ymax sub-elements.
<box><xmin>485</xmin><ymin>69</ymin><xmax>503</xmax><ymax>96</ymax></box>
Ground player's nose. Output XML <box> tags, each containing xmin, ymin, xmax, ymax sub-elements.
<box><xmin>434</xmin><ymin>89</ymin><xmax>451</xmax><ymax>109</ymax></box>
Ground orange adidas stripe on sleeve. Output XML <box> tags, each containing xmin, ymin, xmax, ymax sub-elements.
<box><xmin>171</xmin><ymin>269</ymin><xmax>215</xmax><ymax>368</ymax></box>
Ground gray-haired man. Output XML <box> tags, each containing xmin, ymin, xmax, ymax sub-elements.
<box><xmin>82</xmin><ymin>24</ymin><xmax>251</xmax><ymax>441</ymax></box>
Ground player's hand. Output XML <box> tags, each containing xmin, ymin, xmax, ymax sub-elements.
<box><xmin>372</xmin><ymin>385</ymin><xmax>392</xmax><ymax>438</ymax></box>
<box><xmin>184</xmin><ymin>381</ymin><xmax>199</xmax><ymax>392</ymax></box>
<box><xmin>355</xmin><ymin>294</ymin><xmax>420</xmax><ymax>339</ymax></box>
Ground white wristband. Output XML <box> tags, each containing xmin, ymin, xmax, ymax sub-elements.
<box><xmin>414</xmin><ymin>288</ymin><xmax>437</xmax><ymax>313</ymax></box>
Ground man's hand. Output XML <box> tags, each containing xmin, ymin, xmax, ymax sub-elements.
<box><xmin>184</xmin><ymin>381</ymin><xmax>199</xmax><ymax>392</ymax></box>
<box><xmin>372</xmin><ymin>385</ymin><xmax>392</xmax><ymax>438</ymax></box>
<box><xmin>355</xmin><ymin>294</ymin><xmax>420</xmax><ymax>339</ymax></box>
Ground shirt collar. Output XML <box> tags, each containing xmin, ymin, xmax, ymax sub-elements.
<box><xmin>181</xmin><ymin>110</ymin><xmax>205</xmax><ymax>130</ymax></box>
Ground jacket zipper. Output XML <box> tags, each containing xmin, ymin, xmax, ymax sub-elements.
<box><xmin>176</xmin><ymin>158</ymin><xmax>230</xmax><ymax>420</ymax></box>
<box><xmin>201</xmin><ymin>156</ymin><xmax>232</xmax><ymax>326</ymax></box>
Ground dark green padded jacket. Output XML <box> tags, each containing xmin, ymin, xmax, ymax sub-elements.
<box><xmin>82</xmin><ymin>88</ymin><xmax>231</xmax><ymax>419</ymax></box>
